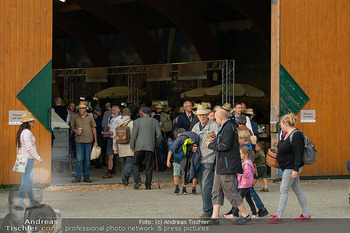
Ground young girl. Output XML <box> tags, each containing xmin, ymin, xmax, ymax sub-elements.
<box><xmin>233</xmin><ymin>146</ymin><xmax>258</xmax><ymax>218</ymax></box>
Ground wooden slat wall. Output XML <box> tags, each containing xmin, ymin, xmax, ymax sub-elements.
<box><xmin>280</xmin><ymin>0</ymin><xmax>350</xmax><ymax>176</ymax></box>
<box><xmin>0</xmin><ymin>0</ymin><xmax>52</xmax><ymax>185</ymax></box>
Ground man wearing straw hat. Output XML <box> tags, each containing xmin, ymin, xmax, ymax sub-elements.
<box><xmin>192</xmin><ymin>104</ymin><xmax>219</xmax><ymax>219</ymax></box>
<box><xmin>71</xmin><ymin>101</ymin><xmax>98</xmax><ymax>183</ymax></box>
<box><xmin>153</xmin><ymin>102</ymin><xmax>170</xmax><ymax>171</ymax></box>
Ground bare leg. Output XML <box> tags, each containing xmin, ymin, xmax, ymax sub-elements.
<box><xmin>192</xmin><ymin>178</ymin><xmax>197</xmax><ymax>188</ymax></box>
<box><xmin>253</xmin><ymin>179</ymin><xmax>257</xmax><ymax>186</ymax></box>
<box><xmin>237</xmin><ymin>203</ymin><xmax>249</xmax><ymax>217</ymax></box>
<box><xmin>211</xmin><ymin>204</ymin><xmax>221</xmax><ymax>219</ymax></box>
<box><xmin>107</xmin><ymin>155</ymin><xmax>113</xmax><ymax>170</ymax></box>
<box><xmin>263</xmin><ymin>178</ymin><xmax>268</xmax><ymax>187</ymax></box>
<box><xmin>174</xmin><ymin>176</ymin><xmax>179</xmax><ymax>185</ymax></box>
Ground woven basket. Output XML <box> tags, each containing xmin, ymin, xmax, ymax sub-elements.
<box><xmin>266</xmin><ymin>148</ymin><xmax>280</xmax><ymax>169</ymax></box>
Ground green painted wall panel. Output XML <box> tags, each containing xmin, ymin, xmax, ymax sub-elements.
<box><xmin>17</xmin><ymin>61</ymin><xmax>52</xmax><ymax>132</ymax></box>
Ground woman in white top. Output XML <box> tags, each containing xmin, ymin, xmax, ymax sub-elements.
<box><xmin>15</xmin><ymin>112</ymin><xmax>43</xmax><ymax>209</ymax></box>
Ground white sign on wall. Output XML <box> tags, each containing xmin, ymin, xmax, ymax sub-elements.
<box><xmin>300</xmin><ymin>110</ymin><xmax>316</xmax><ymax>123</ymax></box>
<box><xmin>9</xmin><ymin>111</ymin><xmax>28</xmax><ymax>125</ymax></box>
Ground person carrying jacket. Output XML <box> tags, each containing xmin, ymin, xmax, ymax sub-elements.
<box><xmin>204</xmin><ymin>109</ymin><xmax>252</xmax><ymax>225</ymax></box>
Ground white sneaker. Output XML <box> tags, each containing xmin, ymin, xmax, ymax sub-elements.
<box><xmin>252</xmin><ymin>214</ymin><xmax>259</xmax><ymax>220</ymax></box>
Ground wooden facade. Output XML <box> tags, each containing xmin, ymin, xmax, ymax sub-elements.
<box><xmin>0</xmin><ymin>0</ymin><xmax>52</xmax><ymax>185</ymax></box>
<box><xmin>274</xmin><ymin>0</ymin><xmax>350</xmax><ymax>176</ymax></box>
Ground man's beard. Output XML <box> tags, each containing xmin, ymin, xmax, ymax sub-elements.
<box><xmin>111</xmin><ymin>113</ymin><xmax>117</xmax><ymax>118</ymax></box>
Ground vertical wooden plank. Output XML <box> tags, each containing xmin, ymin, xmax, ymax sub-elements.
<box><xmin>270</xmin><ymin>0</ymin><xmax>280</xmax><ymax>178</ymax></box>
<box><xmin>0</xmin><ymin>0</ymin><xmax>5</xmax><ymax>185</ymax></box>
<box><xmin>3</xmin><ymin>0</ymin><xmax>11</xmax><ymax>184</ymax></box>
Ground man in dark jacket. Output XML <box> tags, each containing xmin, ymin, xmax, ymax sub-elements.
<box><xmin>53</xmin><ymin>97</ymin><xmax>68</xmax><ymax>122</ymax></box>
<box><xmin>177</xmin><ymin>101</ymin><xmax>198</xmax><ymax>131</ymax></box>
<box><xmin>205</xmin><ymin>109</ymin><xmax>251</xmax><ymax>225</ymax></box>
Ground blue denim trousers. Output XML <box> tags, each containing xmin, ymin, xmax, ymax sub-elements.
<box><xmin>75</xmin><ymin>142</ymin><xmax>92</xmax><ymax>179</ymax></box>
<box><xmin>197</xmin><ymin>163</ymin><xmax>214</xmax><ymax>216</ymax></box>
<box><xmin>120</xmin><ymin>156</ymin><xmax>133</xmax><ymax>178</ymax></box>
<box><xmin>18</xmin><ymin>159</ymin><xmax>35</xmax><ymax>205</ymax></box>
<box><xmin>278</xmin><ymin>169</ymin><xmax>284</xmax><ymax>178</ymax></box>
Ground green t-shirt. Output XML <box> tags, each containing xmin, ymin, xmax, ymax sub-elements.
<box><xmin>253</xmin><ymin>150</ymin><xmax>266</xmax><ymax>167</ymax></box>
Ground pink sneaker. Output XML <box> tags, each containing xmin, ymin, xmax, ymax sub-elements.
<box><xmin>223</xmin><ymin>214</ymin><xmax>238</xmax><ymax>220</ymax></box>
<box><xmin>294</xmin><ymin>214</ymin><xmax>311</xmax><ymax>222</ymax></box>
<box><xmin>266</xmin><ymin>215</ymin><xmax>283</xmax><ymax>224</ymax></box>
<box><xmin>251</xmin><ymin>214</ymin><xmax>259</xmax><ymax>220</ymax></box>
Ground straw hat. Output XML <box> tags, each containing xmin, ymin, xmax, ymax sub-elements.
<box><xmin>222</xmin><ymin>103</ymin><xmax>232</xmax><ymax>112</ymax></box>
<box><xmin>192</xmin><ymin>103</ymin><xmax>200</xmax><ymax>109</ymax></box>
<box><xmin>155</xmin><ymin>102</ymin><xmax>164</xmax><ymax>109</ymax></box>
<box><xmin>201</xmin><ymin>102</ymin><xmax>211</xmax><ymax>109</ymax></box>
<box><xmin>245</xmin><ymin>108</ymin><xmax>255</xmax><ymax>116</ymax></box>
<box><xmin>178</xmin><ymin>106</ymin><xmax>184</xmax><ymax>113</ymax></box>
<box><xmin>164</xmin><ymin>106</ymin><xmax>172</xmax><ymax>113</ymax></box>
<box><xmin>21</xmin><ymin>112</ymin><xmax>35</xmax><ymax>123</ymax></box>
<box><xmin>194</xmin><ymin>105</ymin><xmax>210</xmax><ymax>115</ymax></box>
<box><xmin>77</xmin><ymin>101</ymin><xmax>88</xmax><ymax>109</ymax></box>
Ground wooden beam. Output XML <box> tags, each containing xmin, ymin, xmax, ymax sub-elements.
<box><xmin>270</xmin><ymin>0</ymin><xmax>280</xmax><ymax>178</ymax></box>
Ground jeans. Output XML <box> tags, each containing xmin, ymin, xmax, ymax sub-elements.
<box><xmin>277</xmin><ymin>167</ymin><xmax>309</xmax><ymax>217</ymax></box>
<box><xmin>278</xmin><ymin>169</ymin><xmax>283</xmax><ymax>179</ymax></box>
<box><xmin>120</xmin><ymin>156</ymin><xmax>133</xmax><ymax>178</ymax></box>
<box><xmin>156</xmin><ymin>137</ymin><xmax>166</xmax><ymax>170</ymax></box>
<box><xmin>133</xmin><ymin>151</ymin><xmax>154</xmax><ymax>187</ymax></box>
<box><xmin>75</xmin><ymin>142</ymin><xmax>92</xmax><ymax>179</ymax></box>
<box><xmin>197</xmin><ymin>163</ymin><xmax>214</xmax><ymax>216</ymax></box>
<box><xmin>18</xmin><ymin>159</ymin><xmax>35</xmax><ymax>205</ymax></box>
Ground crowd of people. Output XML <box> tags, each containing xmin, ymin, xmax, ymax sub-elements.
<box><xmin>45</xmin><ymin>97</ymin><xmax>310</xmax><ymax>225</ymax></box>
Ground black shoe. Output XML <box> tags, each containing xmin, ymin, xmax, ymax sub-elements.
<box><xmin>202</xmin><ymin>218</ymin><xmax>219</xmax><ymax>225</ymax></box>
<box><xmin>174</xmin><ymin>187</ymin><xmax>180</xmax><ymax>195</ymax></box>
<box><xmin>121</xmin><ymin>174</ymin><xmax>129</xmax><ymax>186</ymax></box>
<box><xmin>146</xmin><ymin>186</ymin><xmax>151</xmax><ymax>190</ymax></box>
<box><xmin>72</xmin><ymin>177</ymin><xmax>80</xmax><ymax>183</ymax></box>
<box><xmin>134</xmin><ymin>182</ymin><xmax>142</xmax><ymax>190</ymax></box>
<box><xmin>111</xmin><ymin>169</ymin><xmax>116</xmax><ymax>174</ymax></box>
<box><xmin>84</xmin><ymin>178</ymin><xmax>92</xmax><ymax>183</ymax></box>
<box><xmin>258</xmin><ymin>208</ymin><xmax>269</xmax><ymax>217</ymax></box>
<box><xmin>233</xmin><ymin>215</ymin><xmax>252</xmax><ymax>225</ymax></box>
<box><xmin>224</xmin><ymin>209</ymin><xmax>233</xmax><ymax>216</ymax></box>
<box><xmin>273</xmin><ymin>178</ymin><xmax>282</xmax><ymax>183</ymax></box>
<box><xmin>182</xmin><ymin>188</ymin><xmax>187</xmax><ymax>195</ymax></box>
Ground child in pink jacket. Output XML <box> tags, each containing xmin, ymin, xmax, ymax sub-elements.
<box><xmin>234</xmin><ymin>146</ymin><xmax>258</xmax><ymax>218</ymax></box>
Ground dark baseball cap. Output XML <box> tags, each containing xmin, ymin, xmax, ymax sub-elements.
<box><xmin>142</xmin><ymin>107</ymin><xmax>152</xmax><ymax>114</ymax></box>
<box><xmin>94</xmin><ymin>105</ymin><xmax>101</xmax><ymax>111</ymax></box>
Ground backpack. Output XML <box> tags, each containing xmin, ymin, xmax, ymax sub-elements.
<box><xmin>160</xmin><ymin>112</ymin><xmax>173</xmax><ymax>132</ymax></box>
<box><xmin>114</xmin><ymin>120</ymin><xmax>132</xmax><ymax>144</ymax></box>
<box><xmin>290</xmin><ymin>130</ymin><xmax>317</xmax><ymax>165</ymax></box>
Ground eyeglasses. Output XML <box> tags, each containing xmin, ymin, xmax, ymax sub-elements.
<box><xmin>185</xmin><ymin>105</ymin><xmax>192</xmax><ymax>108</ymax></box>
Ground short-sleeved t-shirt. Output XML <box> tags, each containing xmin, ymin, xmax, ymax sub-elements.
<box><xmin>71</xmin><ymin>113</ymin><xmax>96</xmax><ymax>143</ymax></box>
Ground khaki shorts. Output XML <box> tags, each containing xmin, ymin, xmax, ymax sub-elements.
<box><xmin>173</xmin><ymin>163</ymin><xmax>185</xmax><ymax>177</ymax></box>
<box><xmin>212</xmin><ymin>173</ymin><xmax>243</xmax><ymax>208</ymax></box>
